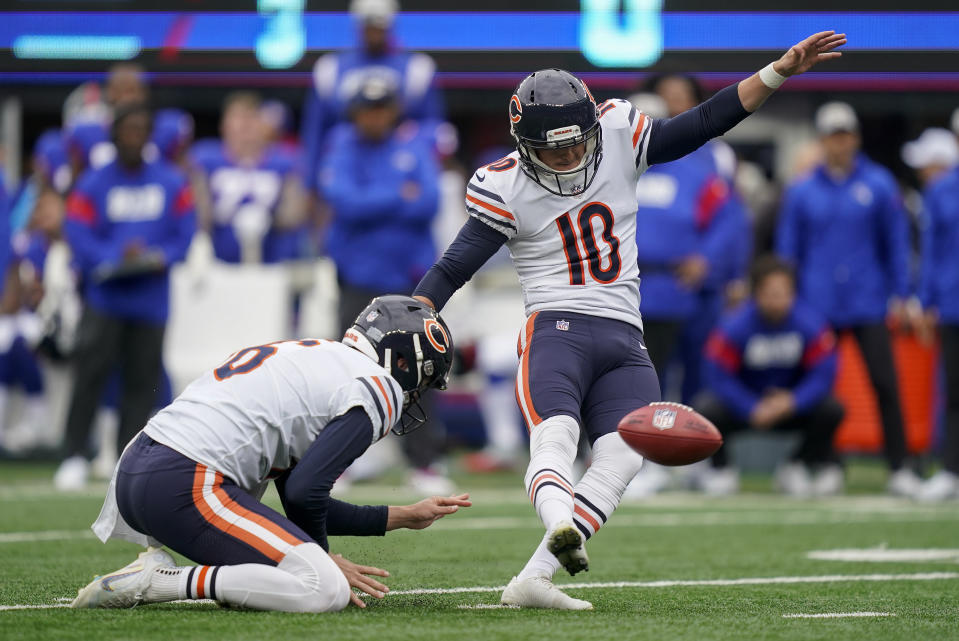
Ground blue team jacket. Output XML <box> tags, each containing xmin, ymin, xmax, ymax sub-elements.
<box><xmin>636</xmin><ymin>151</ymin><xmax>744</xmax><ymax>320</ymax></box>
<box><xmin>704</xmin><ymin>301</ymin><xmax>838</xmax><ymax>420</ymax></box>
<box><xmin>301</xmin><ymin>48</ymin><xmax>444</xmax><ymax>192</ymax></box>
<box><xmin>320</xmin><ymin>123</ymin><xmax>439</xmax><ymax>293</ymax></box>
<box><xmin>65</xmin><ymin>159</ymin><xmax>196</xmax><ymax>324</ymax></box>
<box><xmin>776</xmin><ymin>154</ymin><xmax>910</xmax><ymax>328</ymax></box>
<box><xmin>190</xmin><ymin>140</ymin><xmax>304</xmax><ymax>263</ymax></box>
<box><xmin>919</xmin><ymin>166</ymin><xmax>959</xmax><ymax>324</ymax></box>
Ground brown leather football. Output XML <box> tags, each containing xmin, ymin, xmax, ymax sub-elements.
<box><xmin>617</xmin><ymin>402</ymin><xmax>723</xmax><ymax>466</ymax></box>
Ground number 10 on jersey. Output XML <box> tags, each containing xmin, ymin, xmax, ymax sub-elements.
<box><xmin>557</xmin><ymin>201</ymin><xmax>622</xmax><ymax>285</ymax></box>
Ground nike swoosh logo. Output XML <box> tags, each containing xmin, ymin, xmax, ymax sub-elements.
<box><xmin>476</xmin><ymin>173</ymin><xmax>486</xmax><ymax>182</ymax></box>
<box><xmin>100</xmin><ymin>567</ymin><xmax>142</xmax><ymax>592</ymax></box>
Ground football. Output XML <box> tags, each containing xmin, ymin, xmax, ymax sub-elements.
<box><xmin>617</xmin><ymin>402</ymin><xmax>723</xmax><ymax>466</ymax></box>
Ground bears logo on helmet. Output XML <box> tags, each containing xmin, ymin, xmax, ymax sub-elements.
<box><xmin>509</xmin><ymin>95</ymin><xmax>523</xmax><ymax>124</ymax></box>
<box><xmin>424</xmin><ymin>318</ymin><xmax>450</xmax><ymax>354</ymax></box>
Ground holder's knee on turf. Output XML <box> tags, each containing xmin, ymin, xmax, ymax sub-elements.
<box><xmin>276</xmin><ymin>542</ymin><xmax>352</xmax><ymax>613</ymax></box>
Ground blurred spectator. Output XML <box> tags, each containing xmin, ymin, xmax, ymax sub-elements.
<box><xmin>301</xmin><ymin>0</ymin><xmax>443</xmax><ymax>193</ymax></box>
<box><xmin>0</xmin><ymin>190</ymin><xmax>62</xmax><ymax>452</ymax></box>
<box><xmin>150</xmin><ymin>108</ymin><xmax>195</xmax><ymax>168</ymax></box>
<box><xmin>699</xmin><ymin>256</ymin><xmax>843</xmax><ymax>497</ymax></box>
<box><xmin>633</xmin><ymin>78</ymin><xmax>752</xmax><ymax>401</ymax></box>
<box><xmin>319</xmin><ymin>76</ymin><xmax>448</xmax><ymax>493</ymax></box>
<box><xmin>915</xmin><ymin>151</ymin><xmax>959</xmax><ymax>501</ymax></box>
<box><xmin>63</xmin><ymin>63</ymin><xmax>150</xmax><ymax>176</ymax></box>
<box><xmin>776</xmin><ymin>101</ymin><xmax>919</xmax><ymax>497</ymax></box>
<box><xmin>901</xmin><ymin>128</ymin><xmax>958</xmax><ymax>188</ymax></box>
<box><xmin>190</xmin><ymin>91</ymin><xmax>307</xmax><ymax>264</ymax></box>
<box><xmin>53</xmin><ymin>104</ymin><xmax>195</xmax><ymax>490</ymax></box>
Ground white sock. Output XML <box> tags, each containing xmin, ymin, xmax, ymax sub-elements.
<box><xmin>524</xmin><ymin>414</ymin><xmax>579</xmax><ymax>532</ymax></box>
<box><xmin>516</xmin><ymin>533</ymin><xmax>562</xmax><ymax>581</ymax></box>
<box><xmin>144</xmin><ymin>566</ymin><xmax>188</xmax><ymax>602</ymax></box>
<box><xmin>146</xmin><ymin>544</ymin><xmax>351</xmax><ymax>613</ymax></box>
<box><xmin>572</xmin><ymin>432</ymin><xmax>645</xmax><ymax>540</ymax></box>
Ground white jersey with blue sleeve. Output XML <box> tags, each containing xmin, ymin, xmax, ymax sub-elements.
<box><xmin>465</xmin><ymin>99</ymin><xmax>653</xmax><ymax>329</ymax></box>
<box><xmin>142</xmin><ymin>339</ymin><xmax>402</xmax><ymax>492</ymax></box>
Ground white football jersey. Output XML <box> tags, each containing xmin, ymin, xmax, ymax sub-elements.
<box><xmin>143</xmin><ymin>339</ymin><xmax>403</xmax><ymax>492</ymax></box>
<box><xmin>92</xmin><ymin>339</ymin><xmax>402</xmax><ymax>547</ymax></box>
<box><xmin>466</xmin><ymin>99</ymin><xmax>653</xmax><ymax>329</ymax></box>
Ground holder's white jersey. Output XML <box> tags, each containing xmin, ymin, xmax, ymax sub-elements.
<box><xmin>466</xmin><ymin>99</ymin><xmax>653</xmax><ymax>329</ymax></box>
<box><xmin>143</xmin><ymin>339</ymin><xmax>403</xmax><ymax>492</ymax></box>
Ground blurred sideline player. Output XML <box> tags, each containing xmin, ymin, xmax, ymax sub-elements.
<box><xmin>915</xmin><ymin>136</ymin><xmax>959</xmax><ymax>501</ymax></box>
<box><xmin>413</xmin><ymin>33</ymin><xmax>845</xmax><ymax>609</ymax></box>
<box><xmin>301</xmin><ymin>0</ymin><xmax>443</xmax><ymax>194</ymax></box>
<box><xmin>699</xmin><ymin>256</ymin><xmax>843</xmax><ymax>497</ymax></box>
<box><xmin>320</xmin><ymin>76</ymin><xmax>450</xmax><ymax>494</ymax></box>
<box><xmin>624</xmin><ymin>90</ymin><xmax>750</xmax><ymax>498</ymax></box>
<box><xmin>72</xmin><ymin>296</ymin><xmax>470</xmax><ymax>612</ymax></box>
<box><xmin>53</xmin><ymin>104</ymin><xmax>195</xmax><ymax>490</ymax></box>
<box><xmin>776</xmin><ymin>102</ymin><xmax>919</xmax><ymax>496</ymax></box>
<box><xmin>190</xmin><ymin>91</ymin><xmax>307</xmax><ymax>264</ymax></box>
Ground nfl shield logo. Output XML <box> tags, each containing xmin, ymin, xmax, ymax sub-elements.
<box><xmin>366</xmin><ymin>310</ymin><xmax>380</xmax><ymax>322</ymax></box>
<box><xmin>652</xmin><ymin>409</ymin><xmax>677</xmax><ymax>431</ymax></box>
<box><xmin>555</xmin><ymin>320</ymin><xmax>570</xmax><ymax>331</ymax></box>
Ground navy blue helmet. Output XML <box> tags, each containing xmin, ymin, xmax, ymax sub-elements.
<box><xmin>509</xmin><ymin>68</ymin><xmax>602</xmax><ymax>197</ymax></box>
<box><xmin>344</xmin><ymin>295</ymin><xmax>453</xmax><ymax>434</ymax></box>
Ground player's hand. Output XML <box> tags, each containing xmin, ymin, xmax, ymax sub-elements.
<box><xmin>122</xmin><ymin>239</ymin><xmax>146</xmax><ymax>261</ymax></box>
<box><xmin>750</xmin><ymin>400</ymin><xmax>776</xmax><ymax>430</ymax></box>
<box><xmin>764</xmin><ymin>390</ymin><xmax>796</xmax><ymax>423</ymax></box>
<box><xmin>916</xmin><ymin>308</ymin><xmax>939</xmax><ymax>346</ymax></box>
<box><xmin>676</xmin><ymin>255</ymin><xmax>709</xmax><ymax>289</ymax></box>
<box><xmin>774</xmin><ymin>31</ymin><xmax>846</xmax><ymax>77</ymax></box>
<box><xmin>329</xmin><ymin>553</ymin><xmax>390</xmax><ymax>609</ymax></box>
<box><xmin>386</xmin><ymin>493</ymin><xmax>472</xmax><ymax>531</ymax></box>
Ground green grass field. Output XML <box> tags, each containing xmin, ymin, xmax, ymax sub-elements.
<box><xmin>2</xmin><ymin>460</ymin><xmax>958</xmax><ymax>641</ymax></box>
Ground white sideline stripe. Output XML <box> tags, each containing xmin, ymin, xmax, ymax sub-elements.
<box><xmin>458</xmin><ymin>604</ymin><xmax>520</xmax><ymax>610</ymax></box>
<box><xmin>4</xmin><ymin>573</ymin><xmax>954</xmax><ymax>612</ymax></box>
<box><xmin>783</xmin><ymin>612</ymin><xmax>895</xmax><ymax>619</ymax></box>
<box><xmin>0</xmin><ymin>530</ymin><xmax>96</xmax><ymax>543</ymax></box>
<box><xmin>431</xmin><ymin>509</ymin><xmax>959</xmax><ymax>531</ymax></box>
<box><xmin>4</xmin><ymin>506</ymin><xmax>959</xmax><ymax>546</ymax></box>
<box><xmin>384</xmin><ymin>571</ymin><xmax>959</xmax><ymax>596</ymax></box>
<box><xmin>808</xmin><ymin>548</ymin><xmax>959</xmax><ymax>563</ymax></box>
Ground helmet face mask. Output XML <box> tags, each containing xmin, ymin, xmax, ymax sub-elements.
<box><xmin>344</xmin><ymin>295</ymin><xmax>453</xmax><ymax>435</ymax></box>
<box><xmin>509</xmin><ymin>69</ymin><xmax>604</xmax><ymax>197</ymax></box>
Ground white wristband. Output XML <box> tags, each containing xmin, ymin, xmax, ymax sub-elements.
<box><xmin>758</xmin><ymin>62</ymin><xmax>788</xmax><ymax>89</ymax></box>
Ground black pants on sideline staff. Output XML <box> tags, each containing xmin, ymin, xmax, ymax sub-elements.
<box><xmin>844</xmin><ymin>323</ymin><xmax>909</xmax><ymax>471</ymax></box>
<box><xmin>63</xmin><ymin>307</ymin><xmax>165</xmax><ymax>460</ymax></box>
<box><xmin>940</xmin><ymin>324</ymin><xmax>959</xmax><ymax>475</ymax></box>
<box><xmin>338</xmin><ymin>278</ymin><xmax>443</xmax><ymax>470</ymax></box>
<box><xmin>697</xmin><ymin>393</ymin><xmax>845</xmax><ymax>469</ymax></box>
<box><xmin>641</xmin><ymin>319</ymin><xmax>682</xmax><ymax>390</ymax></box>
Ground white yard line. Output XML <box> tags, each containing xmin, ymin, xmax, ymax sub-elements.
<box><xmin>807</xmin><ymin>548</ymin><xmax>959</xmax><ymax>563</ymax></box>
<box><xmin>3</xmin><ymin>572</ymin><xmax>954</xmax><ymax>612</ymax></box>
<box><xmin>0</xmin><ymin>530</ymin><xmax>96</xmax><ymax>543</ymax></box>
<box><xmin>783</xmin><ymin>612</ymin><xmax>896</xmax><ymax>619</ymax></box>
<box><xmin>457</xmin><ymin>604</ymin><xmax>519</xmax><ymax>610</ymax></box>
<box><xmin>386</xmin><ymin>571</ymin><xmax>959</xmax><ymax>596</ymax></box>
<box><xmin>3</xmin><ymin>506</ymin><xmax>959</xmax><ymax>546</ymax></box>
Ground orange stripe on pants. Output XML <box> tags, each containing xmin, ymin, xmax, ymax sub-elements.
<box><xmin>517</xmin><ymin>312</ymin><xmax>542</xmax><ymax>430</ymax></box>
<box><xmin>191</xmin><ymin>465</ymin><xmax>302</xmax><ymax>563</ymax></box>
